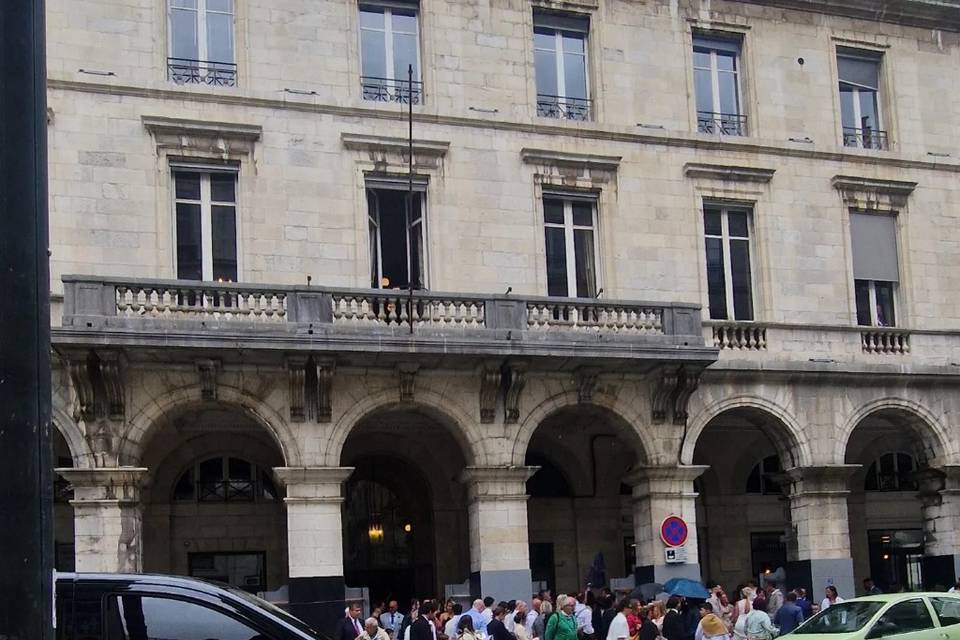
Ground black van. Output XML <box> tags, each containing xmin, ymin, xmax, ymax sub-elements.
<box><xmin>56</xmin><ymin>572</ymin><xmax>323</xmax><ymax>640</ymax></box>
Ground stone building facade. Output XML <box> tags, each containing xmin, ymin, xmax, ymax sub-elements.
<box><xmin>46</xmin><ymin>0</ymin><xmax>960</xmax><ymax>629</ymax></box>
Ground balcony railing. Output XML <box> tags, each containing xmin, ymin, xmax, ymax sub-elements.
<box><xmin>843</xmin><ymin>127</ymin><xmax>888</xmax><ymax>150</ymax></box>
<box><xmin>361</xmin><ymin>76</ymin><xmax>422</xmax><ymax>104</ymax></box>
<box><xmin>710</xmin><ymin>322</ymin><xmax>767</xmax><ymax>351</ymax></box>
<box><xmin>697</xmin><ymin>111</ymin><xmax>747</xmax><ymax>136</ymax></box>
<box><xmin>60</xmin><ymin>276</ymin><xmax>706</xmax><ymax>350</ymax></box>
<box><xmin>167</xmin><ymin>58</ymin><xmax>237</xmax><ymax>87</ymax></box>
<box><xmin>536</xmin><ymin>94</ymin><xmax>592</xmax><ymax>122</ymax></box>
<box><xmin>861</xmin><ymin>329</ymin><xmax>910</xmax><ymax>355</ymax></box>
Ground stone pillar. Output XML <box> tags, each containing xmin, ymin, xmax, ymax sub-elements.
<box><xmin>918</xmin><ymin>465</ymin><xmax>960</xmax><ymax>589</ymax></box>
<box><xmin>274</xmin><ymin>467</ymin><xmax>353</xmax><ymax>632</ymax></box>
<box><xmin>625</xmin><ymin>465</ymin><xmax>707</xmax><ymax>584</ymax></box>
<box><xmin>460</xmin><ymin>466</ymin><xmax>537</xmax><ymax>601</ymax></box>
<box><xmin>56</xmin><ymin>467</ymin><xmax>147</xmax><ymax>573</ymax></box>
<box><xmin>783</xmin><ymin>465</ymin><xmax>857</xmax><ymax>598</ymax></box>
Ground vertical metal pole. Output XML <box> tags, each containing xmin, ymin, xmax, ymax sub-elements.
<box><xmin>0</xmin><ymin>0</ymin><xmax>54</xmax><ymax>639</ymax></box>
<box><xmin>407</xmin><ymin>63</ymin><xmax>415</xmax><ymax>335</ymax></box>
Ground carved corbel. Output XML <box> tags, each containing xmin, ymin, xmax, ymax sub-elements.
<box><xmin>672</xmin><ymin>367</ymin><xmax>701</xmax><ymax>426</ymax></box>
<box><xmin>96</xmin><ymin>351</ymin><xmax>125</xmax><ymax>420</ymax></box>
<box><xmin>287</xmin><ymin>357</ymin><xmax>308</xmax><ymax>423</ymax></box>
<box><xmin>398</xmin><ymin>363</ymin><xmax>419</xmax><ymax>402</ymax></box>
<box><xmin>503</xmin><ymin>363</ymin><xmax>527</xmax><ymax>424</ymax></box>
<box><xmin>576</xmin><ymin>367</ymin><xmax>601</xmax><ymax>404</ymax></box>
<box><xmin>479</xmin><ymin>362</ymin><xmax>502</xmax><ymax>424</ymax></box>
<box><xmin>195</xmin><ymin>359</ymin><xmax>220</xmax><ymax>401</ymax></box>
<box><xmin>314</xmin><ymin>358</ymin><xmax>335</xmax><ymax>423</ymax></box>
<box><xmin>651</xmin><ymin>367</ymin><xmax>679</xmax><ymax>424</ymax></box>
<box><xmin>68</xmin><ymin>358</ymin><xmax>96</xmax><ymax>422</ymax></box>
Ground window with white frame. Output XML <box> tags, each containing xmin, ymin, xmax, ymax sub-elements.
<box><xmin>543</xmin><ymin>195</ymin><xmax>598</xmax><ymax>298</ymax></box>
<box><xmin>359</xmin><ymin>2</ymin><xmax>422</xmax><ymax>104</ymax></box>
<box><xmin>173</xmin><ymin>168</ymin><xmax>238</xmax><ymax>282</ymax></box>
<box><xmin>703</xmin><ymin>204</ymin><xmax>754</xmax><ymax>321</ymax></box>
<box><xmin>850</xmin><ymin>212</ymin><xmax>899</xmax><ymax>327</ymax></box>
<box><xmin>533</xmin><ymin>12</ymin><xmax>590</xmax><ymax>121</ymax></box>
<box><xmin>838</xmin><ymin>48</ymin><xmax>886</xmax><ymax>150</ymax></box>
<box><xmin>367</xmin><ymin>179</ymin><xmax>426</xmax><ymax>290</ymax></box>
<box><xmin>168</xmin><ymin>0</ymin><xmax>236</xmax><ymax>86</ymax></box>
<box><xmin>693</xmin><ymin>34</ymin><xmax>745</xmax><ymax>136</ymax></box>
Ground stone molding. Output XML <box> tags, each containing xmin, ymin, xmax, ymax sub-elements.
<box><xmin>195</xmin><ymin>359</ymin><xmax>220</xmax><ymax>401</ymax></box>
<box><xmin>832</xmin><ymin>175</ymin><xmax>918</xmax><ymax>211</ymax></box>
<box><xmin>273</xmin><ymin>467</ymin><xmax>354</xmax><ymax>502</ymax></box>
<box><xmin>142</xmin><ymin>115</ymin><xmax>261</xmax><ymax>157</ymax></box>
<box><xmin>624</xmin><ymin>465</ymin><xmax>708</xmax><ymax>497</ymax></box>
<box><xmin>739</xmin><ymin>0</ymin><xmax>960</xmax><ymax>32</ymax></box>
<box><xmin>342</xmin><ymin>133</ymin><xmax>449</xmax><ymax>170</ymax></box>
<box><xmin>460</xmin><ymin>466</ymin><xmax>539</xmax><ymax>500</ymax></box>
<box><xmin>56</xmin><ymin>467</ymin><xmax>148</xmax><ymax>503</ymax></box>
<box><xmin>684</xmin><ymin>162</ymin><xmax>776</xmax><ymax>183</ymax></box>
<box><xmin>784</xmin><ymin>464</ymin><xmax>861</xmax><ymax>497</ymax></box>
<box><xmin>479</xmin><ymin>361</ymin><xmax>501</xmax><ymax>424</ymax></box>
<box><xmin>503</xmin><ymin>364</ymin><xmax>527</xmax><ymax>424</ymax></box>
<box><xmin>521</xmin><ymin>148</ymin><xmax>621</xmax><ymax>173</ymax></box>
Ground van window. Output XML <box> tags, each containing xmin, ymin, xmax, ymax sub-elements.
<box><xmin>105</xmin><ymin>594</ymin><xmax>269</xmax><ymax>640</ymax></box>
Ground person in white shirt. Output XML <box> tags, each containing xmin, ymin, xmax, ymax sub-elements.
<box><xmin>382</xmin><ymin>601</ymin><xmax>405</xmax><ymax>640</ymax></box>
<box><xmin>820</xmin><ymin>586</ymin><xmax>843</xmax><ymax>611</ymax></box>
<box><xmin>445</xmin><ymin>604</ymin><xmax>464</xmax><ymax>640</ymax></box>
<box><xmin>482</xmin><ymin>598</ymin><xmax>495</xmax><ymax>627</ymax></box>
<box><xmin>606</xmin><ymin>599</ymin><xmax>631</xmax><ymax>640</ymax></box>
<box><xmin>574</xmin><ymin>595</ymin><xmax>595</xmax><ymax>637</ymax></box>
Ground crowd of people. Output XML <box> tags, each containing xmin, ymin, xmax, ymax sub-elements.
<box><xmin>337</xmin><ymin>578</ymin><xmax>874</xmax><ymax>640</ymax></box>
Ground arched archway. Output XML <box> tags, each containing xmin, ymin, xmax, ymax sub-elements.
<box><xmin>340</xmin><ymin>404</ymin><xmax>472</xmax><ymax>605</ymax></box>
<box><xmin>691</xmin><ymin>405</ymin><xmax>807</xmax><ymax>590</ymax></box>
<box><xmin>52</xmin><ymin>428</ymin><xmax>76</xmax><ymax>571</ymax></box>
<box><xmin>139</xmin><ymin>401</ymin><xmax>288</xmax><ymax>593</ymax></box>
<box><xmin>843</xmin><ymin>404</ymin><xmax>943</xmax><ymax>593</ymax></box>
<box><xmin>520</xmin><ymin>401</ymin><xmax>648</xmax><ymax>593</ymax></box>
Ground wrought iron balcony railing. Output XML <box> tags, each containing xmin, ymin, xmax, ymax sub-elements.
<box><xmin>697</xmin><ymin>111</ymin><xmax>747</xmax><ymax>136</ymax></box>
<box><xmin>536</xmin><ymin>94</ymin><xmax>592</xmax><ymax>122</ymax></box>
<box><xmin>167</xmin><ymin>57</ymin><xmax>237</xmax><ymax>87</ymax></box>
<box><xmin>361</xmin><ymin>76</ymin><xmax>423</xmax><ymax>104</ymax></box>
<box><xmin>843</xmin><ymin>126</ymin><xmax>888</xmax><ymax>150</ymax></box>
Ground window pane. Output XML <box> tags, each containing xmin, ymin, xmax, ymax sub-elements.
<box><xmin>716</xmin><ymin>51</ymin><xmax>736</xmax><ymax>72</ymax></box>
<box><xmin>694</xmin><ymin>67</ymin><xmax>713</xmax><ymax>113</ymax></box>
<box><xmin>730</xmin><ymin>238</ymin><xmax>753</xmax><ymax>321</ymax></box>
<box><xmin>572</xmin><ymin>201</ymin><xmax>593</xmax><ymax>226</ymax></box>
<box><xmin>207</xmin><ymin>0</ymin><xmax>232</xmax><ymax>12</ymax></box>
<box><xmin>562</xmin><ymin>31</ymin><xmax>584</xmax><ymax>54</ymax></box>
<box><xmin>392</xmin><ymin>9</ymin><xmax>417</xmax><ymax>34</ymax></box>
<box><xmin>929</xmin><ymin>598</ymin><xmax>960</xmax><ymax>628</ymax></box>
<box><xmin>545</xmin><ymin>226</ymin><xmax>569</xmax><ymax>297</ymax></box>
<box><xmin>199</xmin><ymin>458</ymin><xmax>222</xmax><ymax>482</ymax></box>
<box><xmin>693</xmin><ymin>50</ymin><xmax>710</xmax><ymax>68</ymax></box>
<box><xmin>718</xmin><ymin>71</ymin><xmax>739</xmax><ymax>115</ymax></box>
<box><xmin>573</xmin><ymin>228</ymin><xmax>597</xmax><ymax>298</ymax></box>
<box><xmin>543</xmin><ymin>199</ymin><xmax>564</xmax><ymax>224</ymax></box>
<box><xmin>359</xmin><ymin>6</ymin><xmax>385</xmax><ymax>30</ymax></box>
<box><xmin>170</xmin><ymin>0</ymin><xmax>197</xmax><ymax>8</ymax></box>
<box><xmin>374</xmin><ymin>190</ymin><xmax>410</xmax><ymax>289</ymax></box>
<box><xmin>408</xmin><ymin>195</ymin><xmax>424</xmax><ymax>289</ymax></box>
<box><xmin>855</xmin><ymin>279</ymin><xmax>872</xmax><ymax>326</ymax></box>
<box><xmin>206</xmin><ymin>11</ymin><xmax>234</xmax><ymax>63</ymax></box>
<box><xmin>879</xmin><ymin>600</ymin><xmax>934</xmax><ymax>634</ymax></box>
<box><xmin>175</xmin><ymin>172</ymin><xmax>201</xmax><ymax>200</ymax></box>
<box><xmin>361</xmin><ymin>29</ymin><xmax>387</xmax><ymax>79</ymax></box>
<box><xmin>534</xmin><ymin>28</ymin><xmax>556</xmax><ymax>51</ymax></box>
<box><xmin>839</xmin><ymin>87</ymin><xmax>857</xmax><ymax>129</ymax></box>
<box><xmin>393</xmin><ymin>33</ymin><xmax>419</xmax><ymax>80</ymax></box>
<box><xmin>211</xmin><ymin>205</ymin><xmax>237</xmax><ymax>282</ymax></box>
<box><xmin>227</xmin><ymin>458</ymin><xmax>251</xmax><ymax>480</ymax></box>
<box><xmin>535</xmin><ymin>49</ymin><xmax>558</xmax><ymax>96</ymax></box>
<box><xmin>705</xmin><ymin>237</ymin><xmax>728</xmax><ymax>320</ymax></box>
<box><xmin>176</xmin><ymin>203</ymin><xmax>203</xmax><ymax>281</ymax></box>
<box><xmin>703</xmin><ymin>209</ymin><xmax>722</xmax><ymax>236</ymax></box>
<box><xmin>170</xmin><ymin>8</ymin><xmax>199</xmax><ymax>60</ymax></box>
<box><xmin>875</xmin><ymin>281</ymin><xmax>896</xmax><ymax>327</ymax></box>
<box><xmin>562</xmin><ymin>52</ymin><xmax>587</xmax><ymax>99</ymax></box>
<box><xmin>858</xmin><ymin>90</ymin><xmax>879</xmax><ymax>130</ymax></box>
<box><xmin>209</xmin><ymin>173</ymin><xmax>235</xmax><ymax>203</ymax></box>
<box><xmin>728</xmin><ymin>211</ymin><xmax>749</xmax><ymax>237</ymax></box>
<box><xmin>107</xmin><ymin>595</ymin><xmax>265</xmax><ymax>640</ymax></box>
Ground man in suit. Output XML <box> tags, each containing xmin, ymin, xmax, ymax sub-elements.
<box><xmin>382</xmin><ymin>601</ymin><xmax>405</xmax><ymax>640</ymax></box>
<box><xmin>661</xmin><ymin>597</ymin><xmax>684</xmax><ymax>640</ymax></box>
<box><xmin>340</xmin><ymin>602</ymin><xmax>366</xmax><ymax>640</ymax></box>
<box><xmin>412</xmin><ymin>601</ymin><xmax>438</xmax><ymax>640</ymax></box>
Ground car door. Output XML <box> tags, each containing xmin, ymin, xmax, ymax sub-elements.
<box><xmin>927</xmin><ymin>597</ymin><xmax>960</xmax><ymax>640</ymax></box>
<box><xmin>866</xmin><ymin>598</ymin><xmax>938</xmax><ymax>640</ymax></box>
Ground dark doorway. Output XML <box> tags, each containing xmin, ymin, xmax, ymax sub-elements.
<box><xmin>750</xmin><ymin>531</ymin><xmax>787</xmax><ymax>578</ymax></box>
<box><xmin>530</xmin><ymin>543</ymin><xmax>556</xmax><ymax>593</ymax></box>
<box><xmin>869</xmin><ymin>529</ymin><xmax>923</xmax><ymax>592</ymax></box>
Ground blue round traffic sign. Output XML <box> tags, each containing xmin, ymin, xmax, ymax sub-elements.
<box><xmin>660</xmin><ymin>516</ymin><xmax>689</xmax><ymax>547</ymax></box>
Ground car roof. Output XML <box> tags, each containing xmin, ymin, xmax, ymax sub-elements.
<box><xmin>835</xmin><ymin>593</ymin><xmax>960</xmax><ymax>604</ymax></box>
<box><xmin>57</xmin><ymin>572</ymin><xmax>232</xmax><ymax>597</ymax></box>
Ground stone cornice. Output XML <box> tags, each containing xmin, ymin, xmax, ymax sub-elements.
<box><xmin>521</xmin><ymin>148</ymin><xmax>621</xmax><ymax>172</ymax></box>
<box><xmin>48</xmin><ymin>79</ymin><xmax>960</xmax><ymax>175</ymax></box>
<box><xmin>141</xmin><ymin>115</ymin><xmax>262</xmax><ymax>141</ymax></box>
<box><xmin>341</xmin><ymin>132</ymin><xmax>450</xmax><ymax>158</ymax></box>
<box><xmin>684</xmin><ymin>162</ymin><xmax>776</xmax><ymax>183</ymax></box>
<box><xmin>832</xmin><ymin>175</ymin><xmax>918</xmax><ymax>211</ymax></box>
<box><xmin>784</xmin><ymin>464</ymin><xmax>861</xmax><ymax>497</ymax></box>
<box><xmin>273</xmin><ymin>466</ymin><xmax>354</xmax><ymax>487</ymax></box>
<box><xmin>740</xmin><ymin>0</ymin><xmax>960</xmax><ymax>33</ymax></box>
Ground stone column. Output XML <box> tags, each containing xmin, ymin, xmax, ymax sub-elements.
<box><xmin>56</xmin><ymin>467</ymin><xmax>148</xmax><ymax>573</ymax></box>
<box><xmin>274</xmin><ymin>466</ymin><xmax>353</xmax><ymax>631</ymax></box>
<box><xmin>783</xmin><ymin>465</ymin><xmax>858</xmax><ymax>598</ymax></box>
<box><xmin>625</xmin><ymin>465</ymin><xmax>707</xmax><ymax>584</ymax></box>
<box><xmin>918</xmin><ymin>465</ymin><xmax>960</xmax><ymax>588</ymax></box>
<box><xmin>460</xmin><ymin>466</ymin><xmax>537</xmax><ymax>601</ymax></box>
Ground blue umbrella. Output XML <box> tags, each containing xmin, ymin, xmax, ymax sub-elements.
<box><xmin>662</xmin><ymin>577</ymin><xmax>710</xmax><ymax>599</ymax></box>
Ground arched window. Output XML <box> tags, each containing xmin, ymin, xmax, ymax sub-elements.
<box><xmin>173</xmin><ymin>456</ymin><xmax>279</xmax><ymax>503</ymax></box>
<box><xmin>745</xmin><ymin>455</ymin><xmax>782</xmax><ymax>495</ymax></box>
<box><xmin>525</xmin><ymin>454</ymin><xmax>574</xmax><ymax>498</ymax></box>
<box><xmin>865</xmin><ymin>452</ymin><xmax>918</xmax><ymax>492</ymax></box>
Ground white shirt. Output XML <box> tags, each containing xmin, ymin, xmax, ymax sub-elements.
<box><xmin>607</xmin><ymin>612</ymin><xmax>630</xmax><ymax>640</ymax></box>
<box><xmin>482</xmin><ymin>608</ymin><xmax>494</xmax><ymax>625</ymax></box>
<box><xmin>446</xmin><ymin>615</ymin><xmax>461</xmax><ymax>640</ymax></box>
<box><xmin>505</xmin><ymin>614</ymin><xmax>516</xmax><ymax>633</ymax></box>
<box><xmin>526</xmin><ymin>610</ymin><xmax>538</xmax><ymax>635</ymax></box>
<box><xmin>575</xmin><ymin>603</ymin><xmax>594</xmax><ymax>635</ymax></box>
<box><xmin>821</xmin><ymin>597</ymin><xmax>844</xmax><ymax>611</ymax></box>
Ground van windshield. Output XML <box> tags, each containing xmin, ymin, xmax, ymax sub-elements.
<box><xmin>221</xmin><ymin>585</ymin><xmax>323</xmax><ymax>639</ymax></box>
<box><xmin>795</xmin><ymin>602</ymin><xmax>885</xmax><ymax>634</ymax></box>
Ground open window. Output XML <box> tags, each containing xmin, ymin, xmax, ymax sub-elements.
<box><xmin>367</xmin><ymin>177</ymin><xmax>427</xmax><ymax>290</ymax></box>
<box><xmin>838</xmin><ymin>48</ymin><xmax>886</xmax><ymax>150</ymax></box>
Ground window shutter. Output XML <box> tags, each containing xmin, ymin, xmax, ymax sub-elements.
<box><xmin>533</xmin><ymin>11</ymin><xmax>589</xmax><ymax>33</ymax></box>
<box><xmin>850</xmin><ymin>212</ymin><xmax>899</xmax><ymax>282</ymax></box>
<box><xmin>838</xmin><ymin>52</ymin><xmax>880</xmax><ymax>90</ymax></box>
<box><xmin>365</xmin><ymin>174</ymin><xmax>428</xmax><ymax>192</ymax></box>
<box><xmin>693</xmin><ymin>34</ymin><xmax>741</xmax><ymax>55</ymax></box>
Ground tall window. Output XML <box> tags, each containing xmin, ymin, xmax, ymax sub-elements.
<box><xmin>534</xmin><ymin>12</ymin><xmax>590</xmax><ymax>121</ymax></box>
<box><xmin>367</xmin><ymin>183</ymin><xmax>426</xmax><ymax>290</ymax></box>
<box><xmin>693</xmin><ymin>35</ymin><xmax>745</xmax><ymax>135</ymax></box>
<box><xmin>703</xmin><ymin>204</ymin><xmax>753</xmax><ymax>321</ymax></box>
<box><xmin>838</xmin><ymin>48</ymin><xmax>885</xmax><ymax>150</ymax></box>
<box><xmin>173</xmin><ymin>456</ymin><xmax>279</xmax><ymax>503</ymax></box>
<box><xmin>850</xmin><ymin>212</ymin><xmax>898</xmax><ymax>327</ymax></box>
<box><xmin>543</xmin><ymin>196</ymin><xmax>598</xmax><ymax>298</ymax></box>
<box><xmin>174</xmin><ymin>169</ymin><xmax>238</xmax><ymax>282</ymax></box>
<box><xmin>167</xmin><ymin>0</ymin><xmax>236</xmax><ymax>86</ymax></box>
<box><xmin>865</xmin><ymin>453</ymin><xmax>918</xmax><ymax>492</ymax></box>
<box><xmin>360</xmin><ymin>3</ymin><xmax>421</xmax><ymax>104</ymax></box>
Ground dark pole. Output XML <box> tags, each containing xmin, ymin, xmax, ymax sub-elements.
<box><xmin>0</xmin><ymin>0</ymin><xmax>54</xmax><ymax>639</ymax></box>
<box><xmin>407</xmin><ymin>63</ymin><xmax>414</xmax><ymax>335</ymax></box>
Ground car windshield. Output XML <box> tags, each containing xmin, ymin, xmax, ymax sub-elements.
<box><xmin>795</xmin><ymin>601</ymin><xmax>885</xmax><ymax>634</ymax></box>
<box><xmin>219</xmin><ymin>584</ymin><xmax>323</xmax><ymax>639</ymax></box>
